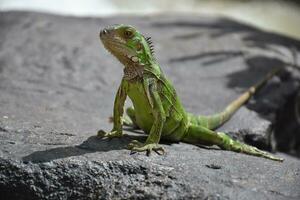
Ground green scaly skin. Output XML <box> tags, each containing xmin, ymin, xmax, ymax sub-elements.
<box><xmin>97</xmin><ymin>24</ymin><xmax>283</xmax><ymax>162</ymax></box>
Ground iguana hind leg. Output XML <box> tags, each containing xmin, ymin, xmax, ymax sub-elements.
<box><xmin>122</xmin><ymin>107</ymin><xmax>140</xmax><ymax>129</ymax></box>
<box><xmin>183</xmin><ymin>124</ymin><xmax>283</xmax><ymax>162</ymax></box>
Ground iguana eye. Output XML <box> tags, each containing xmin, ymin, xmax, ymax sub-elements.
<box><xmin>124</xmin><ymin>30</ymin><xmax>133</xmax><ymax>38</ymax></box>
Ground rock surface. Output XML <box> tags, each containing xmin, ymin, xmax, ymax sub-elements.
<box><xmin>0</xmin><ymin>11</ymin><xmax>300</xmax><ymax>199</ymax></box>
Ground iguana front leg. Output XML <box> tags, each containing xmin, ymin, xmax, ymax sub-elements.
<box><xmin>128</xmin><ymin>79</ymin><xmax>166</xmax><ymax>155</ymax></box>
<box><xmin>98</xmin><ymin>79</ymin><xmax>127</xmax><ymax>138</ymax></box>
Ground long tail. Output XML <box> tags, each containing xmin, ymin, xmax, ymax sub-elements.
<box><xmin>218</xmin><ymin>132</ymin><xmax>284</xmax><ymax>161</ymax></box>
<box><xmin>197</xmin><ymin>68</ymin><xmax>282</xmax><ymax>130</ymax></box>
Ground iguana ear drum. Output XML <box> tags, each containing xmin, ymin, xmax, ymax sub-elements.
<box><xmin>136</xmin><ymin>43</ymin><xmax>143</xmax><ymax>51</ymax></box>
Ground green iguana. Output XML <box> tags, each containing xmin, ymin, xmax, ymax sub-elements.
<box><xmin>97</xmin><ymin>24</ymin><xmax>283</xmax><ymax>162</ymax></box>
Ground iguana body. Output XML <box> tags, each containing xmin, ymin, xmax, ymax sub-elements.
<box><xmin>98</xmin><ymin>24</ymin><xmax>283</xmax><ymax>161</ymax></box>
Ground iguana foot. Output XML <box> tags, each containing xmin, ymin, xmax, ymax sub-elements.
<box><xmin>128</xmin><ymin>140</ymin><xmax>165</xmax><ymax>156</ymax></box>
<box><xmin>97</xmin><ymin>130</ymin><xmax>123</xmax><ymax>138</ymax></box>
<box><xmin>122</xmin><ymin>116</ymin><xmax>136</xmax><ymax>127</ymax></box>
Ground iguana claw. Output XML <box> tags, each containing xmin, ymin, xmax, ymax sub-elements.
<box><xmin>97</xmin><ymin>130</ymin><xmax>123</xmax><ymax>138</ymax></box>
<box><xmin>128</xmin><ymin>140</ymin><xmax>165</xmax><ymax>156</ymax></box>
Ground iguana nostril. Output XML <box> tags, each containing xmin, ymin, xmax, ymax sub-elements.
<box><xmin>100</xmin><ymin>29</ymin><xmax>109</xmax><ymax>37</ymax></box>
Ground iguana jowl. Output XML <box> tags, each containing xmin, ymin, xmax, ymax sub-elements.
<box><xmin>98</xmin><ymin>24</ymin><xmax>283</xmax><ymax>161</ymax></box>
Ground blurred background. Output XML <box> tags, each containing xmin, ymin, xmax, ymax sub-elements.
<box><xmin>1</xmin><ymin>0</ymin><xmax>300</xmax><ymax>40</ymax></box>
<box><xmin>1</xmin><ymin>0</ymin><xmax>300</xmax><ymax>157</ymax></box>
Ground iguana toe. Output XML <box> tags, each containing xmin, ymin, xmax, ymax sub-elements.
<box><xmin>97</xmin><ymin>130</ymin><xmax>123</xmax><ymax>138</ymax></box>
<box><xmin>127</xmin><ymin>140</ymin><xmax>143</xmax><ymax>150</ymax></box>
<box><xmin>128</xmin><ymin>142</ymin><xmax>165</xmax><ymax>156</ymax></box>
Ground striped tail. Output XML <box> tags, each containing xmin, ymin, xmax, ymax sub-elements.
<box><xmin>196</xmin><ymin>68</ymin><xmax>281</xmax><ymax>130</ymax></box>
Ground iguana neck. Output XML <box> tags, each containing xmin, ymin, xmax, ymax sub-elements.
<box><xmin>123</xmin><ymin>54</ymin><xmax>158</xmax><ymax>81</ymax></box>
<box><xmin>123</xmin><ymin>65</ymin><xmax>144</xmax><ymax>81</ymax></box>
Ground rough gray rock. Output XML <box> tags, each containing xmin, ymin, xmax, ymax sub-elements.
<box><xmin>0</xmin><ymin>11</ymin><xmax>300</xmax><ymax>199</ymax></box>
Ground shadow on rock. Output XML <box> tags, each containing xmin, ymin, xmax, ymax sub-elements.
<box><xmin>153</xmin><ymin>18</ymin><xmax>258</xmax><ymax>39</ymax></box>
<box><xmin>22</xmin><ymin>133</ymin><xmax>148</xmax><ymax>163</ymax></box>
<box><xmin>154</xmin><ymin>18</ymin><xmax>300</xmax><ymax>50</ymax></box>
<box><xmin>159</xmin><ymin>18</ymin><xmax>300</xmax><ymax>157</ymax></box>
<box><xmin>169</xmin><ymin>50</ymin><xmax>244</xmax><ymax>66</ymax></box>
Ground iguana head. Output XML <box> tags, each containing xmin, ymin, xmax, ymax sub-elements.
<box><xmin>99</xmin><ymin>24</ymin><xmax>154</xmax><ymax>67</ymax></box>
